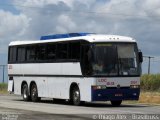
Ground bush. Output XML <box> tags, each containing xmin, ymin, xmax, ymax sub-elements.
<box><xmin>141</xmin><ymin>74</ymin><xmax>160</xmax><ymax>91</ymax></box>
<box><xmin>0</xmin><ymin>83</ymin><xmax>7</xmax><ymax>91</ymax></box>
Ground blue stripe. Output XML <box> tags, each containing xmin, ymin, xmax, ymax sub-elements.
<box><xmin>91</xmin><ymin>88</ymin><xmax>140</xmax><ymax>101</ymax></box>
<box><xmin>40</xmin><ymin>33</ymin><xmax>92</xmax><ymax>40</ymax></box>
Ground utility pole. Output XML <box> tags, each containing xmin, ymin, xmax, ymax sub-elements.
<box><xmin>0</xmin><ymin>65</ymin><xmax>6</xmax><ymax>83</ymax></box>
<box><xmin>3</xmin><ymin>65</ymin><xmax>5</xmax><ymax>83</ymax></box>
<box><xmin>143</xmin><ymin>56</ymin><xmax>154</xmax><ymax>74</ymax></box>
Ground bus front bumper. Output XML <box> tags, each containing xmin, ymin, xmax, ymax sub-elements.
<box><xmin>91</xmin><ymin>87</ymin><xmax>140</xmax><ymax>101</ymax></box>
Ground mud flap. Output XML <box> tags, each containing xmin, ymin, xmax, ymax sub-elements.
<box><xmin>8</xmin><ymin>80</ymin><xmax>14</xmax><ymax>93</ymax></box>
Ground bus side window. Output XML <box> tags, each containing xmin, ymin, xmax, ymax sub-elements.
<box><xmin>68</xmin><ymin>42</ymin><xmax>80</xmax><ymax>60</ymax></box>
<box><xmin>36</xmin><ymin>45</ymin><xmax>46</xmax><ymax>61</ymax></box>
<box><xmin>17</xmin><ymin>47</ymin><xmax>26</xmax><ymax>62</ymax></box>
<box><xmin>46</xmin><ymin>43</ymin><xmax>56</xmax><ymax>60</ymax></box>
<box><xmin>26</xmin><ymin>46</ymin><xmax>36</xmax><ymax>61</ymax></box>
<box><xmin>81</xmin><ymin>45</ymin><xmax>92</xmax><ymax>76</ymax></box>
<box><xmin>56</xmin><ymin>43</ymin><xmax>68</xmax><ymax>60</ymax></box>
<box><xmin>9</xmin><ymin>47</ymin><xmax>17</xmax><ymax>63</ymax></box>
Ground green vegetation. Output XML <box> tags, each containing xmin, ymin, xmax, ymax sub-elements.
<box><xmin>0</xmin><ymin>83</ymin><xmax>8</xmax><ymax>94</ymax></box>
<box><xmin>141</xmin><ymin>74</ymin><xmax>160</xmax><ymax>92</ymax></box>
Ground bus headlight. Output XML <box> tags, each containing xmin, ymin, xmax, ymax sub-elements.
<box><xmin>130</xmin><ymin>85</ymin><xmax>140</xmax><ymax>89</ymax></box>
<box><xmin>92</xmin><ymin>85</ymin><xmax>107</xmax><ymax>90</ymax></box>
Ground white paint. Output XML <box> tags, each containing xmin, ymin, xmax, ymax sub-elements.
<box><xmin>96</xmin><ymin>77</ymin><xmax>140</xmax><ymax>87</ymax></box>
<box><xmin>12</xmin><ymin>76</ymin><xmax>96</xmax><ymax>102</ymax></box>
<box><xmin>8</xmin><ymin>63</ymin><xmax>82</xmax><ymax>75</ymax></box>
<box><xmin>9</xmin><ymin>34</ymin><xmax>136</xmax><ymax>46</ymax></box>
<box><xmin>8</xmin><ymin>80</ymin><xmax>13</xmax><ymax>92</ymax></box>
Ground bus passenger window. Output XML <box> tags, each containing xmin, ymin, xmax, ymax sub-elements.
<box><xmin>47</xmin><ymin>44</ymin><xmax>56</xmax><ymax>60</ymax></box>
<box><xmin>26</xmin><ymin>46</ymin><xmax>36</xmax><ymax>61</ymax></box>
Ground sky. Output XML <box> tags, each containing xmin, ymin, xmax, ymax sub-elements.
<box><xmin>1</xmin><ymin>0</ymin><xmax>160</xmax><ymax>82</ymax></box>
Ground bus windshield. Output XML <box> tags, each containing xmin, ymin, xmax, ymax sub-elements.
<box><xmin>91</xmin><ymin>43</ymin><xmax>140</xmax><ymax>76</ymax></box>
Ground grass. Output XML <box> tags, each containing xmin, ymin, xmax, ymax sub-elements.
<box><xmin>138</xmin><ymin>74</ymin><xmax>160</xmax><ymax>104</ymax></box>
<box><xmin>138</xmin><ymin>92</ymin><xmax>160</xmax><ymax>104</ymax></box>
<box><xmin>141</xmin><ymin>74</ymin><xmax>160</xmax><ymax>92</ymax></box>
<box><xmin>0</xmin><ymin>83</ymin><xmax>8</xmax><ymax>94</ymax></box>
<box><xmin>125</xmin><ymin>92</ymin><xmax>160</xmax><ymax>105</ymax></box>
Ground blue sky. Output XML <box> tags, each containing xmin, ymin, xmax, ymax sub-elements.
<box><xmin>1</xmin><ymin>0</ymin><xmax>160</xmax><ymax>82</ymax></box>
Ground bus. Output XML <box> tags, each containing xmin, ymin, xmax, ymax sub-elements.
<box><xmin>8</xmin><ymin>33</ymin><xmax>143</xmax><ymax>106</ymax></box>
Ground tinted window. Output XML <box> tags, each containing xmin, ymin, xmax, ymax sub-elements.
<box><xmin>17</xmin><ymin>47</ymin><xmax>26</xmax><ymax>62</ymax></box>
<box><xmin>46</xmin><ymin>43</ymin><xmax>56</xmax><ymax>60</ymax></box>
<box><xmin>26</xmin><ymin>46</ymin><xmax>36</xmax><ymax>61</ymax></box>
<box><xmin>9</xmin><ymin>47</ymin><xmax>17</xmax><ymax>63</ymax></box>
<box><xmin>57</xmin><ymin>43</ymin><xmax>68</xmax><ymax>59</ymax></box>
<box><xmin>36</xmin><ymin>45</ymin><xmax>46</xmax><ymax>61</ymax></box>
<box><xmin>8</xmin><ymin>40</ymin><xmax>84</xmax><ymax>63</ymax></box>
<box><xmin>68</xmin><ymin>42</ymin><xmax>80</xmax><ymax>60</ymax></box>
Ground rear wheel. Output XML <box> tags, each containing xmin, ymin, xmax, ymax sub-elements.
<box><xmin>22</xmin><ymin>84</ymin><xmax>30</xmax><ymax>101</ymax></box>
<box><xmin>30</xmin><ymin>83</ymin><xmax>41</xmax><ymax>102</ymax></box>
<box><xmin>111</xmin><ymin>100</ymin><xmax>122</xmax><ymax>106</ymax></box>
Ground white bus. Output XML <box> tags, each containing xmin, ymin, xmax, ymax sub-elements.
<box><xmin>8</xmin><ymin>33</ymin><xmax>143</xmax><ymax>106</ymax></box>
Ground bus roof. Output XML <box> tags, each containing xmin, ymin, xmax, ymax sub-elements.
<box><xmin>9</xmin><ymin>34</ymin><xmax>136</xmax><ymax>46</ymax></box>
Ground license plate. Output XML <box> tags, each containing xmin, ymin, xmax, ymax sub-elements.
<box><xmin>115</xmin><ymin>94</ymin><xmax>123</xmax><ymax>97</ymax></box>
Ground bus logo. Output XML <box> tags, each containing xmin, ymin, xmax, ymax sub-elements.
<box><xmin>97</xmin><ymin>78</ymin><xmax>107</xmax><ymax>82</ymax></box>
<box><xmin>117</xmin><ymin>84</ymin><xmax>120</xmax><ymax>89</ymax></box>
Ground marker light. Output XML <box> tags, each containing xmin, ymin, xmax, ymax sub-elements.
<box><xmin>92</xmin><ymin>85</ymin><xmax>106</xmax><ymax>90</ymax></box>
<box><xmin>130</xmin><ymin>85</ymin><xmax>140</xmax><ymax>89</ymax></box>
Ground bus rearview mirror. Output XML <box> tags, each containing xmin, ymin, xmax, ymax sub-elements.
<box><xmin>138</xmin><ymin>51</ymin><xmax>143</xmax><ymax>63</ymax></box>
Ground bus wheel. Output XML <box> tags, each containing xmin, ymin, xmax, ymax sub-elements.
<box><xmin>31</xmin><ymin>83</ymin><xmax>40</xmax><ymax>102</ymax></box>
<box><xmin>22</xmin><ymin>84</ymin><xmax>30</xmax><ymax>101</ymax></box>
<box><xmin>111</xmin><ymin>100</ymin><xmax>122</xmax><ymax>106</ymax></box>
<box><xmin>72</xmin><ymin>87</ymin><xmax>82</xmax><ymax>106</ymax></box>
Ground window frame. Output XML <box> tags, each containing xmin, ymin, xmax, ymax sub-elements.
<box><xmin>8</xmin><ymin>39</ymin><xmax>89</xmax><ymax>64</ymax></box>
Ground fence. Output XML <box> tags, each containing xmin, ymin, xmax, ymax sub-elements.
<box><xmin>0</xmin><ymin>65</ymin><xmax>7</xmax><ymax>83</ymax></box>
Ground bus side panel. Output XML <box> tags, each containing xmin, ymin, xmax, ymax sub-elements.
<box><xmin>9</xmin><ymin>63</ymin><xmax>96</xmax><ymax>102</ymax></box>
<box><xmin>33</xmin><ymin>77</ymin><xmax>49</xmax><ymax>98</ymax></box>
<box><xmin>9</xmin><ymin>63</ymin><xmax>82</xmax><ymax>76</ymax></box>
<box><xmin>47</xmin><ymin>77</ymin><xmax>69</xmax><ymax>99</ymax></box>
<box><xmin>8</xmin><ymin>64</ymin><xmax>21</xmax><ymax>75</ymax></box>
<box><xmin>13</xmin><ymin>76</ymin><xmax>49</xmax><ymax>98</ymax></box>
<box><xmin>13</xmin><ymin>77</ymin><xmax>25</xmax><ymax>95</ymax></box>
<box><xmin>46</xmin><ymin>77</ymin><xmax>96</xmax><ymax>102</ymax></box>
<box><xmin>62</xmin><ymin>63</ymin><xmax>82</xmax><ymax>75</ymax></box>
<box><xmin>78</xmin><ymin>78</ymin><xmax>96</xmax><ymax>102</ymax></box>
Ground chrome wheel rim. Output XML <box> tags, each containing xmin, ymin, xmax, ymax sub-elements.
<box><xmin>32</xmin><ymin>87</ymin><xmax>37</xmax><ymax>98</ymax></box>
<box><xmin>23</xmin><ymin>88</ymin><xmax>27</xmax><ymax>99</ymax></box>
<box><xmin>73</xmin><ymin>90</ymin><xmax>80</xmax><ymax>103</ymax></box>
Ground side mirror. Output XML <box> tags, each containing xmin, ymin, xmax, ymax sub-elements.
<box><xmin>138</xmin><ymin>51</ymin><xmax>143</xmax><ymax>63</ymax></box>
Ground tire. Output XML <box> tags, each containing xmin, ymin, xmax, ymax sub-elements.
<box><xmin>111</xmin><ymin>100</ymin><xmax>122</xmax><ymax>106</ymax></box>
<box><xmin>71</xmin><ymin>87</ymin><xmax>82</xmax><ymax>106</ymax></box>
<box><xmin>22</xmin><ymin>84</ymin><xmax>30</xmax><ymax>101</ymax></box>
<box><xmin>30</xmin><ymin>83</ymin><xmax>41</xmax><ymax>102</ymax></box>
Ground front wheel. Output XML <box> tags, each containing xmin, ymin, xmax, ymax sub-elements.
<box><xmin>71</xmin><ymin>87</ymin><xmax>83</xmax><ymax>106</ymax></box>
<box><xmin>30</xmin><ymin>83</ymin><xmax>41</xmax><ymax>102</ymax></box>
<box><xmin>111</xmin><ymin>100</ymin><xmax>122</xmax><ymax>106</ymax></box>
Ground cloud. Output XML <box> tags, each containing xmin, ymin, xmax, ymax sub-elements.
<box><xmin>0</xmin><ymin>10</ymin><xmax>29</xmax><ymax>36</ymax></box>
<box><xmin>0</xmin><ymin>10</ymin><xmax>30</xmax><ymax>53</ymax></box>
<box><xmin>1</xmin><ymin>0</ymin><xmax>160</xmax><ymax>73</ymax></box>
